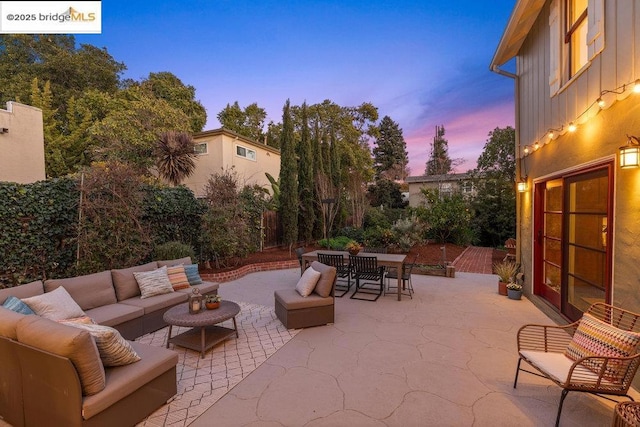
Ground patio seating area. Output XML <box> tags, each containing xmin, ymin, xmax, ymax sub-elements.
<box><xmin>178</xmin><ymin>267</ymin><xmax>628</xmax><ymax>426</ymax></box>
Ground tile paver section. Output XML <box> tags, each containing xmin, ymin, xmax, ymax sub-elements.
<box><xmin>452</xmin><ymin>246</ymin><xmax>494</xmax><ymax>274</ymax></box>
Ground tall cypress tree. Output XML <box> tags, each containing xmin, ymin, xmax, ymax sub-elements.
<box><xmin>312</xmin><ymin>122</ymin><xmax>325</xmax><ymax>238</ymax></box>
<box><xmin>297</xmin><ymin>102</ymin><xmax>315</xmax><ymax>243</ymax></box>
<box><xmin>425</xmin><ymin>125</ymin><xmax>453</xmax><ymax>175</ymax></box>
<box><xmin>279</xmin><ymin>99</ymin><xmax>298</xmax><ymax>247</ymax></box>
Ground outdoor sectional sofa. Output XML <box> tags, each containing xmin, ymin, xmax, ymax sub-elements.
<box><xmin>0</xmin><ymin>257</ymin><xmax>219</xmax><ymax>427</ymax></box>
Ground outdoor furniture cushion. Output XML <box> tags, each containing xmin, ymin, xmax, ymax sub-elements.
<box><xmin>2</xmin><ymin>296</ymin><xmax>35</xmax><ymax>315</ymax></box>
<box><xmin>118</xmin><ymin>291</ymin><xmax>186</xmax><ymax>314</ymax></box>
<box><xmin>184</xmin><ymin>264</ymin><xmax>203</xmax><ymax>285</ymax></box>
<box><xmin>44</xmin><ymin>270</ymin><xmax>117</xmax><ymax>311</ymax></box>
<box><xmin>16</xmin><ymin>315</ymin><xmax>106</xmax><ymax>396</ymax></box>
<box><xmin>564</xmin><ymin>313</ymin><xmax>640</xmax><ymax>380</ymax></box>
<box><xmin>175</xmin><ymin>281</ymin><xmax>219</xmax><ymax>296</ymax></box>
<box><xmin>133</xmin><ymin>266</ymin><xmax>175</xmax><ymax>299</ymax></box>
<box><xmin>295</xmin><ymin>266</ymin><xmax>322</xmax><ymax>297</ymax></box>
<box><xmin>167</xmin><ymin>265</ymin><xmax>190</xmax><ymax>290</ymax></box>
<box><xmin>0</xmin><ymin>306</ymin><xmax>26</xmax><ymax>340</ymax></box>
<box><xmin>85</xmin><ymin>303</ymin><xmax>145</xmax><ymax>327</ymax></box>
<box><xmin>275</xmin><ymin>288</ymin><xmax>334</xmax><ymax>310</ymax></box>
<box><xmin>111</xmin><ymin>261</ymin><xmax>158</xmax><ymax>301</ymax></box>
<box><xmin>65</xmin><ymin>322</ymin><xmax>141</xmax><ymax>367</ymax></box>
<box><xmin>157</xmin><ymin>256</ymin><xmax>192</xmax><ymax>267</ymax></box>
<box><xmin>310</xmin><ymin>261</ymin><xmax>337</xmax><ymax>298</ymax></box>
<box><xmin>0</xmin><ymin>280</ymin><xmax>44</xmax><ymax>303</ymax></box>
<box><xmin>22</xmin><ymin>286</ymin><xmax>86</xmax><ymax>321</ymax></box>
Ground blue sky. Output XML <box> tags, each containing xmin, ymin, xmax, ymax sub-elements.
<box><xmin>78</xmin><ymin>0</ymin><xmax>517</xmax><ymax>175</ymax></box>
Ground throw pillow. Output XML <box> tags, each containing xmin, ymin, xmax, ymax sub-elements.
<box><xmin>2</xmin><ymin>296</ymin><xmax>35</xmax><ymax>315</ymax></box>
<box><xmin>565</xmin><ymin>313</ymin><xmax>640</xmax><ymax>381</ymax></box>
<box><xmin>184</xmin><ymin>264</ymin><xmax>203</xmax><ymax>286</ymax></box>
<box><xmin>58</xmin><ymin>315</ymin><xmax>96</xmax><ymax>325</ymax></box>
<box><xmin>167</xmin><ymin>265</ymin><xmax>190</xmax><ymax>290</ymax></box>
<box><xmin>66</xmin><ymin>322</ymin><xmax>141</xmax><ymax>367</ymax></box>
<box><xmin>295</xmin><ymin>266</ymin><xmax>322</xmax><ymax>297</ymax></box>
<box><xmin>133</xmin><ymin>266</ymin><xmax>175</xmax><ymax>299</ymax></box>
<box><xmin>22</xmin><ymin>286</ymin><xmax>86</xmax><ymax>321</ymax></box>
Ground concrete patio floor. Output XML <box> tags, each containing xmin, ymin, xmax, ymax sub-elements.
<box><xmin>190</xmin><ymin>268</ymin><xmax>627</xmax><ymax>426</ymax></box>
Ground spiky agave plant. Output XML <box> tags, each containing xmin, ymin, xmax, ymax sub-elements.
<box><xmin>155</xmin><ymin>131</ymin><xmax>197</xmax><ymax>186</ymax></box>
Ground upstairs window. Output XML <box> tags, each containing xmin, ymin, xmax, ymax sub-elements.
<box><xmin>549</xmin><ymin>0</ymin><xmax>604</xmax><ymax>95</ymax></box>
<box><xmin>236</xmin><ymin>145</ymin><xmax>256</xmax><ymax>161</ymax></box>
<box><xmin>566</xmin><ymin>0</ymin><xmax>588</xmax><ymax>78</ymax></box>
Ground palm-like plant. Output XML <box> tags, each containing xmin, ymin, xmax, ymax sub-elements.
<box><xmin>155</xmin><ymin>131</ymin><xmax>197</xmax><ymax>186</ymax></box>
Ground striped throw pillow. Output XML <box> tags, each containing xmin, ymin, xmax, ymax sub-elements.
<box><xmin>133</xmin><ymin>266</ymin><xmax>174</xmax><ymax>299</ymax></box>
<box><xmin>2</xmin><ymin>296</ymin><xmax>35</xmax><ymax>315</ymax></box>
<box><xmin>66</xmin><ymin>322</ymin><xmax>141</xmax><ymax>366</ymax></box>
<box><xmin>184</xmin><ymin>264</ymin><xmax>203</xmax><ymax>286</ymax></box>
<box><xmin>167</xmin><ymin>265</ymin><xmax>190</xmax><ymax>290</ymax></box>
<box><xmin>565</xmin><ymin>313</ymin><xmax>640</xmax><ymax>381</ymax></box>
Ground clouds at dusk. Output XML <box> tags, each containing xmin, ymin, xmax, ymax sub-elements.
<box><xmin>78</xmin><ymin>0</ymin><xmax>517</xmax><ymax>177</ymax></box>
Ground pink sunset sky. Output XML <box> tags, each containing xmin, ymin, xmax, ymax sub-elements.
<box><xmin>78</xmin><ymin>0</ymin><xmax>517</xmax><ymax>176</ymax></box>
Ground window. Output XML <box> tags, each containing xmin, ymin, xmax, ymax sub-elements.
<box><xmin>194</xmin><ymin>143</ymin><xmax>207</xmax><ymax>155</ymax></box>
<box><xmin>236</xmin><ymin>145</ymin><xmax>256</xmax><ymax>161</ymax></box>
<box><xmin>549</xmin><ymin>0</ymin><xmax>604</xmax><ymax>95</ymax></box>
<box><xmin>566</xmin><ymin>0</ymin><xmax>588</xmax><ymax>78</ymax></box>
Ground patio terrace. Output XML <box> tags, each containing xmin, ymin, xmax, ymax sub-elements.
<box><xmin>181</xmin><ymin>268</ymin><xmax>627</xmax><ymax>426</ymax></box>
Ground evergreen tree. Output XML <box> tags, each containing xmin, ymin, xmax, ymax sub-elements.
<box><xmin>217</xmin><ymin>101</ymin><xmax>266</xmax><ymax>143</ymax></box>
<box><xmin>279</xmin><ymin>99</ymin><xmax>298</xmax><ymax>247</ymax></box>
<box><xmin>470</xmin><ymin>126</ymin><xmax>516</xmax><ymax>246</ymax></box>
<box><xmin>372</xmin><ymin>116</ymin><xmax>408</xmax><ymax>180</ymax></box>
<box><xmin>425</xmin><ymin>125</ymin><xmax>452</xmax><ymax>175</ymax></box>
<box><xmin>297</xmin><ymin>103</ymin><xmax>315</xmax><ymax>243</ymax></box>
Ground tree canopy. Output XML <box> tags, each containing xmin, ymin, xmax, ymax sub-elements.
<box><xmin>425</xmin><ymin>125</ymin><xmax>452</xmax><ymax>175</ymax></box>
<box><xmin>372</xmin><ymin>116</ymin><xmax>409</xmax><ymax>180</ymax></box>
<box><xmin>217</xmin><ymin>101</ymin><xmax>267</xmax><ymax>143</ymax></box>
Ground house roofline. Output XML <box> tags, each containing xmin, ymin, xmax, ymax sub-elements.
<box><xmin>194</xmin><ymin>127</ymin><xmax>280</xmax><ymax>155</ymax></box>
<box><xmin>490</xmin><ymin>0</ymin><xmax>546</xmax><ymax>68</ymax></box>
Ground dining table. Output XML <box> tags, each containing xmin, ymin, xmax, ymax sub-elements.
<box><xmin>301</xmin><ymin>250</ymin><xmax>407</xmax><ymax>301</ymax></box>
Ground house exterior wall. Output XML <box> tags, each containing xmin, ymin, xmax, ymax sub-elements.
<box><xmin>513</xmin><ymin>0</ymin><xmax>640</xmax><ymax>313</ymax></box>
<box><xmin>0</xmin><ymin>102</ymin><xmax>46</xmax><ymax>184</ymax></box>
<box><xmin>407</xmin><ymin>174</ymin><xmax>474</xmax><ymax>207</ymax></box>
<box><xmin>181</xmin><ymin>129</ymin><xmax>280</xmax><ymax>198</ymax></box>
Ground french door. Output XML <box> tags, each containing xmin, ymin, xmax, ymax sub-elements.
<box><xmin>533</xmin><ymin>163</ymin><xmax>613</xmax><ymax>321</ymax></box>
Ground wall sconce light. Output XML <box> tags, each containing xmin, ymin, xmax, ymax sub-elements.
<box><xmin>517</xmin><ymin>178</ymin><xmax>528</xmax><ymax>193</ymax></box>
<box><xmin>619</xmin><ymin>135</ymin><xmax>640</xmax><ymax>169</ymax></box>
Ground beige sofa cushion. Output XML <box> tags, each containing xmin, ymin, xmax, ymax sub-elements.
<box><xmin>17</xmin><ymin>316</ymin><xmax>106</xmax><ymax>396</ymax></box>
<box><xmin>157</xmin><ymin>257</ymin><xmax>192</xmax><ymax>267</ymax></box>
<box><xmin>311</xmin><ymin>261</ymin><xmax>336</xmax><ymax>298</ymax></box>
<box><xmin>275</xmin><ymin>288</ymin><xmax>334</xmax><ymax>310</ymax></box>
<box><xmin>0</xmin><ymin>280</ymin><xmax>44</xmax><ymax>304</ymax></box>
<box><xmin>0</xmin><ymin>306</ymin><xmax>27</xmax><ymax>340</ymax></box>
<box><xmin>82</xmin><ymin>342</ymin><xmax>178</xmax><ymax>420</ymax></box>
<box><xmin>85</xmin><ymin>303</ymin><xmax>144</xmax><ymax>327</ymax></box>
<box><xmin>44</xmin><ymin>271</ymin><xmax>116</xmax><ymax>311</ymax></box>
<box><xmin>118</xmin><ymin>291</ymin><xmax>186</xmax><ymax>314</ymax></box>
<box><xmin>111</xmin><ymin>261</ymin><xmax>158</xmax><ymax>301</ymax></box>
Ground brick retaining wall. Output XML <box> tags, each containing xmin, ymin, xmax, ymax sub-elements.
<box><xmin>200</xmin><ymin>259</ymin><xmax>300</xmax><ymax>283</ymax></box>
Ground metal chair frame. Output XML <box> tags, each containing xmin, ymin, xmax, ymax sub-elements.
<box><xmin>385</xmin><ymin>255</ymin><xmax>417</xmax><ymax>298</ymax></box>
<box><xmin>349</xmin><ymin>255</ymin><xmax>385</xmax><ymax>301</ymax></box>
<box><xmin>317</xmin><ymin>253</ymin><xmax>352</xmax><ymax>297</ymax></box>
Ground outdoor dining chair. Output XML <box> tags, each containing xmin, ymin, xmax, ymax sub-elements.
<box><xmin>514</xmin><ymin>302</ymin><xmax>640</xmax><ymax>427</ymax></box>
<box><xmin>384</xmin><ymin>254</ymin><xmax>417</xmax><ymax>298</ymax></box>
<box><xmin>317</xmin><ymin>253</ymin><xmax>352</xmax><ymax>297</ymax></box>
<box><xmin>349</xmin><ymin>254</ymin><xmax>385</xmax><ymax>301</ymax></box>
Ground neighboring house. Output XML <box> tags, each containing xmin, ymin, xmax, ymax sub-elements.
<box><xmin>0</xmin><ymin>102</ymin><xmax>46</xmax><ymax>184</ymax></box>
<box><xmin>491</xmin><ymin>0</ymin><xmax>640</xmax><ymax>321</ymax></box>
<box><xmin>181</xmin><ymin>128</ymin><xmax>280</xmax><ymax>198</ymax></box>
<box><xmin>406</xmin><ymin>173</ymin><xmax>475</xmax><ymax>207</ymax></box>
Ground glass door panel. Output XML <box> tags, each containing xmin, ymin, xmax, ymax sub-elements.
<box><xmin>563</xmin><ymin>169</ymin><xmax>610</xmax><ymax>321</ymax></box>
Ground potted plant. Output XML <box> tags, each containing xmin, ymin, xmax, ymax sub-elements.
<box><xmin>205</xmin><ymin>294</ymin><xmax>222</xmax><ymax>310</ymax></box>
<box><xmin>493</xmin><ymin>261</ymin><xmax>518</xmax><ymax>296</ymax></box>
<box><xmin>345</xmin><ymin>241</ymin><xmax>362</xmax><ymax>256</ymax></box>
<box><xmin>507</xmin><ymin>282</ymin><xmax>523</xmax><ymax>300</ymax></box>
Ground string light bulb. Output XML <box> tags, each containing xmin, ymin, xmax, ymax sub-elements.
<box><xmin>568</xmin><ymin>122</ymin><xmax>577</xmax><ymax>132</ymax></box>
<box><xmin>548</xmin><ymin>130</ymin><xmax>555</xmax><ymax>139</ymax></box>
<box><xmin>634</xmin><ymin>79</ymin><xmax>640</xmax><ymax>93</ymax></box>
<box><xmin>533</xmin><ymin>141</ymin><xmax>540</xmax><ymax>150</ymax></box>
<box><xmin>597</xmin><ymin>97</ymin><xmax>605</xmax><ymax>108</ymax></box>
<box><xmin>524</xmin><ymin>146</ymin><xmax>530</xmax><ymax>155</ymax></box>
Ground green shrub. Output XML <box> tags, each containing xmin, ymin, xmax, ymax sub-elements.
<box><xmin>337</xmin><ymin>226</ymin><xmax>364</xmax><ymax>242</ymax></box>
<box><xmin>317</xmin><ymin>236</ymin><xmax>354</xmax><ymax>250</ymax></box>
<box><xmin>154</xmin><ymin>241</ymin><xmax>195</xmax><ymax>261</ymax></box>
<box><xmin>362</xmin><ymin>226</ymin><xmax>393</xmax><ymax>248</ymax></box>
<box><xmin>391</xmin><ymin>217</ymin><xmax>425</xmax><ymax>252</ymax></box>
